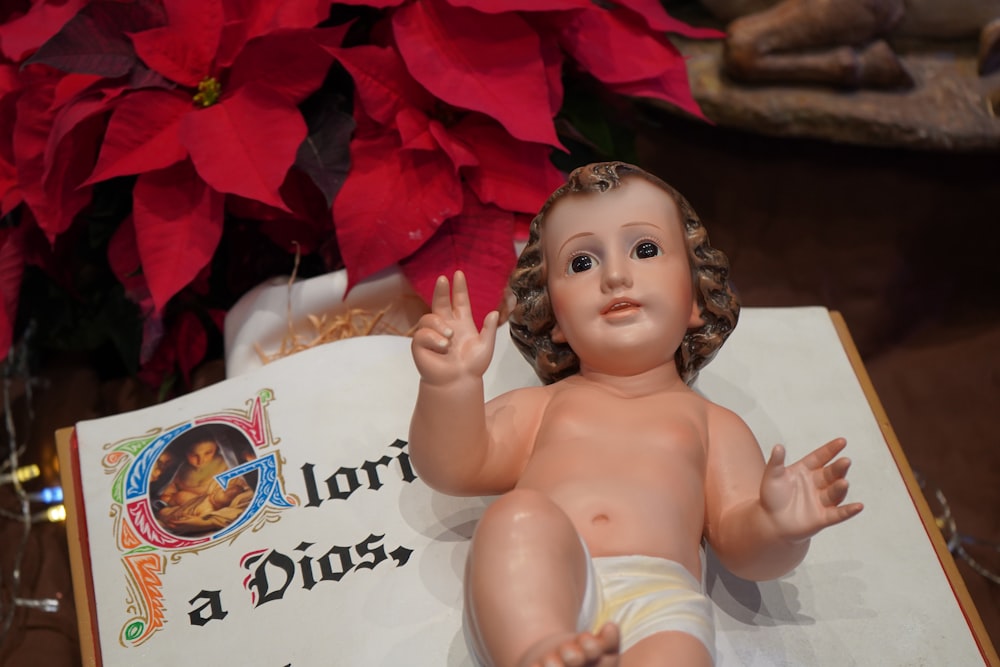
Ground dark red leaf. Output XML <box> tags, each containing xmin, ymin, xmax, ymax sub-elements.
<box><xmin>127</xmin><ymin>62</ymin><xmax>175</xmax><ymax>89</ymax></box>
<box><xmin>428</xmin><ymin>120</ymin><xmax>478</xmax><ymax>170</ymax></box>
<box><xmin>446</xmin><ymin>0</ymin><xmax>589</xmax><ymax>12</ymax></box>
<box><xmin>0</xmin><ymin>224</ymin><xmax>27</xmax><ymax>361</ymax></box>
<box><xmin>0</xmin><ymin>65</ymin><xmax>17</xmax><ymax>99</ymax></box>
<box><xmin>395</xmin><ymin>107</ymin><xmax>436</xmax><ymax>151</ymax></box>
<box><xmin>24</xmin><ymin>0</ymin><xmax>165</xmax><ymax>77</ymax></box>
<box><xmin>137</xmin><ymin>308</ymin><xmax>208</xmax><ymax>389</ymax></box>
<box><xmin>107</xmin><ymin>213</ymin><xmax>155</xmax><ymax>314</ymax></box>
<box><xmin>13</xmin><ymin>79</ymin><xmax>95</xmax><ymax>242</ymax></box>
<box><xmin>0</xmin><ymin>158</ymin><xmax>17</xmax><ymax>216</ymax></box>
<box><xmin>616</xmin><ymin>0</ymin><xmax>724</xmax><ymax>38</ymax></box>
<box><xmin>450</xmin><ymin>116</ymin><xmax>563</xmax><ymax>214</ymax></box>
<box><xmin>173</xmin><ymin>310</ymin><xmax>208</xmax><ymax>386</ymax></box>
<box><xmin>0</xmin><ymin>67</ymin><xmax>18</xmax><ymax>214</ymax></box>
<box><xmin>129</xmin><ymin>0</ymin><xmax>223</xmax><ymax>87</ymax></box>
<box><xmin>229</xmin><ymin>168</ymin><xmax>331</xmax><ymax>254</ymax></box>
<box><xmin>0</xmin><ymin>65</ymin><xmax>19</xmax><ymax>160</ymax></box>
<box><xmin>218</xmin><ymin>0</ymin><xmax>339</xmax><ymax>66</ymax></box>
<box><xmin>558</xmin><ymin>6</ymin><xmax>682</xmax><ymax>84</ymax></box>
<box><xmin>50</xmin><ymin>72</ymin><xmax>103</xmax><ymax>108</ymax></box>
<box><xmin>539</xmin><ymin>29</ymin><xmax>565</xmax><ymax>117</ymax></box>
<box><xmin>334</xmin><ymin>131</ymin><xmax>463</xmax><ymax>289</ymax></box>
<box><xmin>329</xmin><ymin>44</ymin><xmax>434</xmax><ymax>126</ymax></box>
<box><xmin>12</xmin><ymin>82</ymin><xmax>55</xmax><ymax>223</ymax></box>
<box><xmin>207</xmin><ymin>308</ymin><xmax>227</xmax><ymax>336</ymax></box>
<box><xmin>43</xmin><ymin>92</ymin><xmax>114</xmax><ymax>183</ymax></box>
<box><xmin>0</xmin><ymin>0</ymin><xmax>86</xmax><ymax>63</ymax></box>
<box><xmin>226</xmin><ymin>28</ymin><xmax>343</xmax><ymax>105</ymax></box>
<box><xmin>556</xmin><ymin>6</ymin><xmax>706</xmax><ymax>119</ymax></box>
<box><xmin>136</xmin><ymin>318</ymin><xmax>174</xmax><ymax>387</ymax></box>
<box><xmin>132</xmin><ymin>160</ymin><xmax>225</xmax><ymax>312</ymax></box>
<box><xmin>333</xmin><ymin>0</ymin><xmax>405</xmax><ymax>6</ymax></box>
<box><xmin>180</xmin><ymin>84</ymin><xmax>305</xmax><ymax>210</ymax></box>
<box><xmin>610</xmin><ymin>64</ymin><xmax>705</xmax><ymax>120</ymax></box>
<box><xmin>400</xmin><ymin>190</ymin><xmax>515</xmax><ymax>327</ymax></box>
<box><xmin>392</xmin><ymin>0</ymin><xmax>560</xmax><ymax>147</ymax></box>
<box><xmin>294</xmin><ymin>106</ymin><xmax>354</xmax><ymax>207</ymax></box>
<box><xmin>85</xmin><ymin>89</ymin><xmax>189</xmax><ymax>184</ymax></box>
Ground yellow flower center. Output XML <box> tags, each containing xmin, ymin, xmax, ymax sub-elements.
<box><xmin>193</xmin><ymin>77</ymin><xmax>221</xmax><ymax>107</ymax></box>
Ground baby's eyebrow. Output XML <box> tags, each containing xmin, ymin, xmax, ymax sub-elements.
<box><xmin>557</xmin><ymin>231</ymin><xmax>594</xmax><ymax>255</ymax></box>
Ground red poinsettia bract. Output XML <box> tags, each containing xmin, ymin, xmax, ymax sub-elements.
<box><xmin>0</xmin><ymin>0</ymin><xmax>717</xmax><ymax>384</ymax></box>
<box><xmin>328</xmin><ymin>0</ymin><xmax>717</xmax><ymax>324</ymax></box>
<box><xmin>0</xmin><ymin>0</ymin><xmax>348</xmax><ymax>382</ymax></box>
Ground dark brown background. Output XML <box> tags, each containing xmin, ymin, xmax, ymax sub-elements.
<box><xmin>636</xmin><ymin>109</ymin><xmax>1000</xmax><ymax>656</ymax></box>
<box><xmin>1</xmin><ymin>110</ymin><xmax>998</xmax><ymax>665</ymax></box>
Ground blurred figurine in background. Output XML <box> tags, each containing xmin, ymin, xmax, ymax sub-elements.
<box><xmin>409</xmin><ymin>162</ymin><xmax>863</xmax><ymax>666</ymax></box>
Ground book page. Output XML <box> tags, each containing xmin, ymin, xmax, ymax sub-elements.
<box><xmin>68</xmin><ymin>308</ymin><xmax>986</xmax><ymax>666</ymax></box>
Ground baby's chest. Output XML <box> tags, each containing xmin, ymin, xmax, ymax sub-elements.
<box><xmin>537</xmin><ymin>392</ymin><xmax>706</xmax><ymax>453</ymax></box>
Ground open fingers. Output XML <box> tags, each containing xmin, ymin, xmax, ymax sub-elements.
<box><xmin>430</xmin><ymin>271</ymin><xmax>476</xmax><ymax>326</ymax></box>
<box><xmin>818</xmin><ymin>457</ymin><xmax>852</xmax><ymax>486</ymax></box>
<box><xmin>827</xmin><ymin>501</ymin><xmax>864</xmax><ymax>526</ymax></box>
<box><xmin>798</xmin><ymin>437</ymin><xmax>847</xmax><ymax>470</ymax></box>
<box><xmin>430</xmin><ymin>274</ymin><xmax>453</xmax><ymax>315</ymax></box>
<box><xmin>451</xmin><ymin>270</ymin><xmax>471</xmax><ymax>314</ymax></box>
<box><xmin>822</xmin><ymin>478</ymin><xmax>850</xmax><ymax>506</ymax></box>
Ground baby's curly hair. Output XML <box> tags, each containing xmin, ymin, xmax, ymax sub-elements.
<box><xmin>508</xmin><ymin>162</ymin><xmax>740</xmax><ymax>385</ymax></box>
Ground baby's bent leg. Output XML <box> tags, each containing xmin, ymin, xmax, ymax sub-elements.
<box><xmin>466</xmin><ymin>488</ymin><xmax>618</xmax><ymax>667</ymax></box>
<box><xmin>621</xmin><ymin>631</ymin><xmax>713</xmax><ymax>667</ymax></box>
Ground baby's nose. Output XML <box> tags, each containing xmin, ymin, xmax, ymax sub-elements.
<box><xmin>601</xmin><ymin>260</ymin><xmax>632</xmax><ymax>291</ymax></box>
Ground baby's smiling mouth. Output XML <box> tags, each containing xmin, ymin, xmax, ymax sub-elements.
<box><xmin>601</xmin><ymin>299</ymin><xmax>640</xmax><ymax>315</ymax></box>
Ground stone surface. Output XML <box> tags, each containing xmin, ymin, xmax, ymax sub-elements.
<box><xmin>660</xmin><ymin>34</ymin><xmax>1000</xmax><ymax>151</ymax></box>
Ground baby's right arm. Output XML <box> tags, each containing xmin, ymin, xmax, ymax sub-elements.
<box><xmin>408</xmin><ymin>272</ymin><xmax>509</xmax><ymax>495</ymax></box>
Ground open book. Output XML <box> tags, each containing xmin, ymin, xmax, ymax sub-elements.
<box><xmin>58</xmin><ymin>307</ymin><xmax>997</xmax><ymax>666</ymax></box>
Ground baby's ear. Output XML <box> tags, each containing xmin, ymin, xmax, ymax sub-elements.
<box><xmin>551</xmin><ymin>322</ymin><xmax>566</xmax><ymax>344</ymax></box>
<box><xmin>688</xmin><ymin>299</ymin><xmax>705</xmax><ymax>329</ymax></box>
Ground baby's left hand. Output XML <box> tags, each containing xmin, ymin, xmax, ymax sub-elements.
<box><xmin>760</xmin><ymin>438</ymin><xmax>864</xmax><ymax>542</ymax></box>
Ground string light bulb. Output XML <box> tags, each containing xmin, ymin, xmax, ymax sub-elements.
<box><xmin>0</xmin><ymin>464</ymin><xmax>40</xmax><ymax>485</ymax></box>
<box><xmin>31</xmin><ymin>504</ymin><xmax>66</xmax><ymax>524</ymax></box>
<box><xmin>28</xmin><ymin>486</ymin><xmax>63</xmax><ymax>504</ymax></box>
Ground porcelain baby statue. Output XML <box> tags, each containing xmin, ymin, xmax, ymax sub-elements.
<box><xmin>409</xmin><ymin>162</ymin><xmax>863</xmax><ymax>667</ymax></box>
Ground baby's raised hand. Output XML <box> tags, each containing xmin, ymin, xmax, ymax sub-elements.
<box><xmin>411</xmin><ymin>271</ymin><xmax>500</xmax><ymax>386</ymax></box>
<box><xmin>760</xmin><ymin>438</ymin><xmax>863</xmax><ymax>543</ymax></box>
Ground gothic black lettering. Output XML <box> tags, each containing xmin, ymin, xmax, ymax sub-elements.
<box><xmin>325</xmin><ymin>466</ymin><xmax>361</xmax><ymax>500</ymax></box>
<box><xmin>243</xmin><ymin>549</ymin><xmax>296</xmax><ymax>607</ymax></box>
<box><xmin>188</xmin><ymin>589</ymin><xmax>228</xmax><ymax>626</ymax></box>
<box><xmin>354</xmin><ymin>533</ymin><xmax>388</xmax><ymax>570</ymax></box>
<box><xmin>241</xmin><ymin>534</ymin><xmax>413</xmax><ymax>607</ymax></box>
<box><xmin>299</xmin><ymin>439</ymin><xmax>417</xmax><ymax>508</ymax></box>
<box><xmin>317</xmin><ymin>544</ymin><xmax>353</xmax><ymax>582</ymax></box>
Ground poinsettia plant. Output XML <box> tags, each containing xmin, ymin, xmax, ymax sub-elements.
<box><xmin>0</xmin><ymin>0</ymin><xmax>716</xmax><ymax>394</ymax></box>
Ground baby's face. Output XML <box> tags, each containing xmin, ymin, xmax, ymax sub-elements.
<box><xmin>542</xmin><ymin>177</ymin><xmax>700</xmax><ymax>376</ymax></box>
<box><xmin>187</xmin><ymin>441</ymin><xmax>218</xmax><ymax>469</ymax></box>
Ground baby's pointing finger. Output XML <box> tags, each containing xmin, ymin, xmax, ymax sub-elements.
<box><xmin>431</xmin><ymin>274</ymin><xmax>453</xmax><ymax>315</ymax></box>
<box><xmin>451</xmin><ymin>270</ymin><xmax>472</xmax><ymax>315</ymax></box>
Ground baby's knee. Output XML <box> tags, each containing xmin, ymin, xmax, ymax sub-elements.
<box><xmin>476</xmin><ymin>489</ymin><xmax>573</xmax><ymax>542</ymax></box>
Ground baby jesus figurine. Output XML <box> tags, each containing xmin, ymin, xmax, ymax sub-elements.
<box><xmin>409</xmin><ymin>162</ymin><xmax>863</xmax><ymax>667</ymax></box>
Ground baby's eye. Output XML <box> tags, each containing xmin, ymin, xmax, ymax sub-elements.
<box><xmin>632</xmin><ymin>241</ymin><xmax>662</xmax><ymax>259</ymax></box>
<box><xmin>569</xmin><ymin>254</ymin><xmax>595</xmax><ymax>274</ymax></box>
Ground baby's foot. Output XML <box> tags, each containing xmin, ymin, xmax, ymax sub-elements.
<box><xmin>525</xmin><ymin>623</ymin><xmax>620</xmax><ymax>667</ymax></box>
